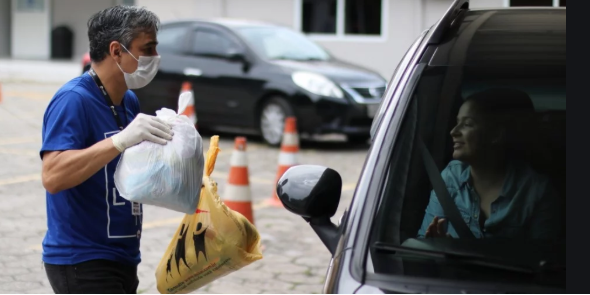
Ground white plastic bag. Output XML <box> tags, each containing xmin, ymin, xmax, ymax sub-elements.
<box><xmin>114</xmin><ymin>92</ymin><xmax>204</xmax><ymax>214</ymax></box>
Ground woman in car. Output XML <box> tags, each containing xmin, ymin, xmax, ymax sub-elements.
<box><xmin>417</xmin><ymin>88</ymin><xmax>561</xmax><ymax>239</ymax></box>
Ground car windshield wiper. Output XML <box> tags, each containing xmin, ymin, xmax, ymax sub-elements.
<box><xmin>300</xmin><ymin>57</ymin><xmax>325</xmax><ymax>61</ymax></box>
<box><xmin>373</xmin><ymin>242</ymin><xmax>554</xmax><ymax>274</ymax></box>
<box><xmin>270</xmin><ymin>55</ymin><xmax>298</xmax><ymax>60</ymax></box>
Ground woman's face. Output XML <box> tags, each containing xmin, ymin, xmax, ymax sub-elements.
<box><xmin>450</xmin><ymin>100</ymin><xmax>497</xmax><ymax>163</ymax></box>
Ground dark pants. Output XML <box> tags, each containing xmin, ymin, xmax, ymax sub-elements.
<box><xmin>44</xmin><ymin>259</ymin><xmax>139</xmax><ymax>294</ymax></box>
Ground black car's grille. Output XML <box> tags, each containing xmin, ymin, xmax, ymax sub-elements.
<box><xmin>352</xmin><ymin>86</ymin><xmax>386</xmax><ymax>99</ymax></box>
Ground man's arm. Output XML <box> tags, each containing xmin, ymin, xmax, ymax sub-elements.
<box><xmin>42</xmin><ymin>138</ymin><xmax>120</xmax><ymax>194</ymax></box>
<box><xmin>42</xmin><ymin>112</ymin><xmax>173</xmax><ymax>194</ymax></box>
<box><xmin>40</xmin><ymin>89</ymin><xmax>173</xmax><ymax>194</ymax></box>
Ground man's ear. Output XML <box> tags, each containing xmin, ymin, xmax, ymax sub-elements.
<box><xmin>109</xmin><ymin>41</ymin><xmax>122</xmax><ymax>61</ymax></box>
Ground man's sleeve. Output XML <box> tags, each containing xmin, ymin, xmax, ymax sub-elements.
<box><xmin>40</xmin><ymin>91</ymin><xmax>88</xmax><ymax>159</ymax></box>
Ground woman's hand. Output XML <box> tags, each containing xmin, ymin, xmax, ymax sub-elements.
<box><xmin>425</xmin><ymin>216</ymin><xmax>452</xmax><ymax>238</ymax></box>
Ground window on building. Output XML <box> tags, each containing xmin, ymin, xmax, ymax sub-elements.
<box><xmin>345</xmin><ymin>0</ymin><xmax>382</xmax><ymax>35</ymax></box>
<box><xmin>302</xmin><ymin>0</ymin><xmax>337</xmax><ymax>34</ymax></box>
<box><xmin>560</xmin><ymin>0</ymin><xmax>566</xmax><ymax>6</ymax></box>
<box><xmin>300</xmin><ymin>0</ymin><xmax>384</xmax><ymax>38</ymax></box>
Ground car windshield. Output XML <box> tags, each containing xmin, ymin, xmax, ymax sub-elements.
<box><xmin>367</xmin><ymin>62</ymin><xmax>566</xmax><ymax>289</ymax></box>
<box><xmin>234</xmin><ymin>26</ymin><xmax>331</xmax><ymax>61</ymax></box>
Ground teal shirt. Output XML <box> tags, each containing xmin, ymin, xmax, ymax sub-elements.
<box><xmin>417</xmin><ymin>160</ymin><xmax>561</xmax><ymax>239</ymax></box>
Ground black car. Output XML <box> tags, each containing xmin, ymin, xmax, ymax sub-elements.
<box><xmin>277</xmin><ymin>1</ymin><xmax>566</xmax><ymax>293</ymax></box>
<box><xmin>132</xmin><ymin>19</ymin><xmax>387</xmax><ymax>146</ymax></box>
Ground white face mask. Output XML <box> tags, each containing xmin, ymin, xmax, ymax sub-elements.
<box><xmin>115</xmin><ymin>43</ymin><xmax>161</xmax><ymax>89</ymax></box>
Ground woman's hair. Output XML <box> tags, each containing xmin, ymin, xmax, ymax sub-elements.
<box><xmin>464</xmin><ymin>88</ymin><xmax>537</xmax><ymax>160</ymax></box>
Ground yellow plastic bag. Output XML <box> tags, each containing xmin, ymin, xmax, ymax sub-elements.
<box><xmin>156</xmin><ymin>136</ymin><xmax>263</xmax><ymax>294</ymax></box>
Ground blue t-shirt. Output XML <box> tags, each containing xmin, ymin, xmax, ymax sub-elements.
<box><xmin>40</xmin><ymin>73</ymin><xmax>143</xmax><ymax>266</ymax></box>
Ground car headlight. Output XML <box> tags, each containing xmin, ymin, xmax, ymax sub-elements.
<box><xmin>291</xmin><ymin>71</ymin><xmax>344</xmax><ymax>99</ymax></box>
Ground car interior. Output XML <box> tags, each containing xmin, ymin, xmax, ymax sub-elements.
<box><xmin>366</xmin><ymin>64</ymin><xmax>565</xmax><ymax>287</ymax></box>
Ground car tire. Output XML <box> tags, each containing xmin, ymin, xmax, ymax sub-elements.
<box><xmin>259</xmin><ymin>97</ymin><xmax>295</xmax><ymax>147</ymax></box>
<box><xmin>347</xmin><ymin>135</ymin><xmax>370</xmax><ymax>145</ymax></box>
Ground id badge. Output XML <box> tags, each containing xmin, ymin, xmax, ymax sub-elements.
<box><xmin>132</xmin><ymin>202</ymin><xmax>141</xmax><ymax>216</ymax></box>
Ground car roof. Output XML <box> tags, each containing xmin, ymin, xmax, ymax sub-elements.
<box><xmin>160</xmin><ymin>18</ymin><xmax>283</xmax><ymax>30</ymax></box>
<box><xmin>466</xmin><ymin>8</ymin><xmax>565</xmax><ymax>32</ymax></box>
<box><xmin>429</xmin><ymin>7</ymin><xmax>566</xmax><ymax>66</ymax></box>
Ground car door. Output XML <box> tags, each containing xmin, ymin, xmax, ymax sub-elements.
<box><xmin>182</xmin><ymin>26</ymin><xmax>259</xmax><ymax>128</ymax></box>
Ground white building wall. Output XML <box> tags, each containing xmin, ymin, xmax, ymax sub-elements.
<box><xmin>51</xmin><ymin>0</ymin><xmax>115</xmax><ymax>60</ymax></box>
<box><xmin>424</xmin><ymin>0</ymin><xmax>454</xmax><ymax>30</ymax></box>
<box><xmin>136</xmin><ymin>0</ymin><xmax>200</xmax><ymax>22</ymax></box>
<box><xmin>137</xmin><ymin>0</ymin><xmax>510</xmax><ymax>78</ymax></box>
<box><xmin>308</xmin><ymin>0</ymin><xmax>419</xmax><ymax>79</ymax></box>
<box><xmin>137</xmin><ymin>0</ymin><xmax>294</xmax><ymax>26</ymax></box>
<box><xmin>224</xmin><ymin>0</ymin><xmax>294</xmax><ymax>27</ymax></box>
<box><xmin>326</xmin><ymin>0</ymin><xmax>505</xmax><ymax>78</ymax></box>
<box><xmin>470</xmin><ymin>0</ymin><xmax>505</xmax><ymax>8</ymax></box>
<box><xmin>11</xmin><ymin>0</ymin><xmax>51</xmax><ymax>60</ymax></box>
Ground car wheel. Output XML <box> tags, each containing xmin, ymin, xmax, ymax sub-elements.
<box><xmin>259</xmin><ymin>97</ymin><xmax>294</xmax><ymax>146</ymax></box>
<box><xmin>347</xmin><ymin>135</ymin><xmax>370</xmax><ymax>145</ymax></box>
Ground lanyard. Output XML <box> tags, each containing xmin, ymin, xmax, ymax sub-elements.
<box><xmin>88</xmin><ymin>68</ymin><xmax>127</xmax><ymax>130</ymax></box>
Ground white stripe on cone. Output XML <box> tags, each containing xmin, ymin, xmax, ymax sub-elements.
<box><xmin>181</xmin><ymin>90</ymin><xmax>197</xmax><ymax>124</ymax></box>
<box><xmin>223</xmin><ymin>185</ymin><xmax>252</xmax><ymax>202</ymax></box>
<box><xmin>278</xmin><ymin>152</ymin><xmax>298</xmax><ymax>166</ymax></box>
<box><xmin>229</xmin><ymin>150</ymin><xmax>248</xmax><ymax>167</ymax></box>
<box><xmin>282</xmin><ymin>133</ymin><xmax>299</xmax><ymax>146</ymax></box>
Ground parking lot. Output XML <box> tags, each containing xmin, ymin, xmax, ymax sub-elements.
<box><xmin>0</xmin><ymin>61</ymin><xmax>370</xmax><ymax>294</ymax></box>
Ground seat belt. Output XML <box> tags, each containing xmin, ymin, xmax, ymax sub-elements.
<box><xmin>417</xmin><ymin>137</ymin><xmax>475</xmax><ymax>239</ymax></box>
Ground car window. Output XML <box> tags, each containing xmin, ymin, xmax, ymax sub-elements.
<box><xmin>370</xmin><ymin>30</ymin><xmax>428</xmax><ymax>140</ymax></box>
<box><xmin>157</xmin><ymin>25</ymin><xmax>188</xmax><ymax>54</ymax></box>
<box><xmin>235</xmin><ymin>26</ymin><xmax>330</xmax><ymax>61</ymax></box>
<box><xmin>367</xmin><ymin>63</ymin><xmax>566</xmax><ymax>288</ymax></box>
<box><xmin>190</xmin><ymin>30</ymin><xmax>239</xmax><ymax>56</ymax></box>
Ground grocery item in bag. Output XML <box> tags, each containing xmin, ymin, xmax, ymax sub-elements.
<box><xmin>114</xmin><ymin>92</ymin><xmax>204</xmax><ymax>214</ymax></box>
<box><xmin>156</xmin><ymin>136</ymin><xmax>263</xmax><ymax>294</ymax></box>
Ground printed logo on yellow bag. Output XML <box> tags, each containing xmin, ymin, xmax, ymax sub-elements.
<box><xmin>156</xmin><ymin>136</ymin><xmax>263</xmax><ymax>294</ymax></box>
<box><xmin>165</xmin><ymin>209</ymin><xmax>209</xmax><ymax>281</ymax></box>
<box><xmin>192</xmin><ymin>209</ymin><xmax>209</xmax><ymax>263</ymax></box>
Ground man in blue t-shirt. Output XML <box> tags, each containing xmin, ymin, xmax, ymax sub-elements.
<box><xmin>40</xmin><ymin>5</ymin><xmax>174</xmax><ymax>293</ymax></box>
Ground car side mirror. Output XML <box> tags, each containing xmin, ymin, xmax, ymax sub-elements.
<box><xmin>226</xmin><ymin>48</ymin><xmax>247</xmax><ymax>63</ymax></box>
<box><xmin>276</xmin><ymin>165</ymin><xmax>342</xmax><ymax>255</ymax></box>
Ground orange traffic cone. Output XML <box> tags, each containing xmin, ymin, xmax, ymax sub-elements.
<box><xmin>223</xmin><ymin>137</ymin><xmax>255</xmax><ymax>224</ymax></box>
<box><xmin>267</xmin><ymin>117</ymin><xmax>299</xmax><ymax>207</ymax></box>
<box><xmin>180</xmin><ymin>81</ymin><xmax>197</xmax><ymax>128</ymax></box>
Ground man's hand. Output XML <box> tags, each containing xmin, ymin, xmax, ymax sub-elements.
<box><xmin>424</xmin><ymin>216</ymin><xmax>452</xmax><ymax>238</ymax></box>
<box><xmin>111</xmin><ymin>114</ymin><xmax>174</xmax><ymax>152</ymax></box>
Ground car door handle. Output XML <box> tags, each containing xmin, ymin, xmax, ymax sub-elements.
<box><xmin>183</xmin><ymin>68</ymin><xmax>202</xmax><ymax>76</ymax></box>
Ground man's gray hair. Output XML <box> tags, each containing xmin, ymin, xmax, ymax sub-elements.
<box><xmin>87</xmin><ymin>5</ymin><xmax>160</xmax><ymax>62</ymax></box>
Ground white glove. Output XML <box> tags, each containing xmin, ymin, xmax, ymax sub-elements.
<box><xmin>111</xmin><ymin>113</ymin><xmax>174</xmax><ymax>152</ymax></box>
